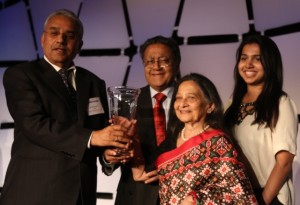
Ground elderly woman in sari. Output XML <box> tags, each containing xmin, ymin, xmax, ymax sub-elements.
<box><xmin>130</xmin><ymin>73</ymin><xmax>257</xmax><ymax>205</ymax></box>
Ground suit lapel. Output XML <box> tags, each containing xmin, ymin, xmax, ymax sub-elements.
<box><xmin>75</xmin><ymin>67</ymin><xmax>91</xmax><ymax>125</ymax></box>
<box><xmin>38</xmin><ymin>60</ymin><xmax>73</xmax><ymax>106</ymax></box>
<box><xmin>137</xmin><ymin>86</ymin><xmax>156</xmax><ymax>139</ymax></box>
<box><xmin>139</xmin><ymin>86</ymin><xmax>154</xmax><ymax>119</ymax></box>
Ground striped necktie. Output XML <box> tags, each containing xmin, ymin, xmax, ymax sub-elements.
<box><xmin>58</xmin><ymin>68</ymin><xmax>77</xmax><ymax>106</ymax></box>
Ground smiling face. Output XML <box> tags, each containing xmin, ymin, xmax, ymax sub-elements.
<box><xmin>41</xmin><ymin>15</ymin><xmax>83</xmax><ymax>68</ymax></box>
<box><xmin>143</xmin><ymin>43</ymin><xmax>178</xmax><ymax>92</ymax></box>
<box><xmin>174</xmin><ymin>80</ymin><xmax>214</xmax><ymax>127</ymax></box>
<box><xmin>238</xmin><ymin>43</ymin><xmax>265</xmax><ymax>89</ymax></box>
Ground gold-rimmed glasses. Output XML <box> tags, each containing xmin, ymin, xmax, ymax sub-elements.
<box><xmin>143</xmin><ymin>57</ymin><xmax>171</xmax><ymax>68</ymax></box>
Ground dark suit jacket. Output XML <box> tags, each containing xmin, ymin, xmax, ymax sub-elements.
<box><xmin>114</xmin><ymin>85</ymin><xmax>168</xmax><ymax>205</ymax></box>
<box><xmin>0</xmin><ymin>59</ymin><xmax>109</xmax><ymax>205</ymax></box>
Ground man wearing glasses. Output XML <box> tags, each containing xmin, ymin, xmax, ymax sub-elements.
<box><xmin>102</xmin><ymin>35</ymin><xmax>181</xmax><ymax>205</ymax></box>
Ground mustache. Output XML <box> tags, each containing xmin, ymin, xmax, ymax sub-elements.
<box><xmin>53</xmin><ymin>46</ymin><xmax>66</xmax><ymax>50</ymax></box>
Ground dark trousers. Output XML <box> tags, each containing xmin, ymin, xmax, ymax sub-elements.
<box><xmin>76</xmin><ymin>191</ymin><xmax>83</xmax><ymax>205</ymax></box>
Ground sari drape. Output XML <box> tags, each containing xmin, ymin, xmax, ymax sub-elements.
<box><xmin>156</xmin><ymin>129</ymin><xmax>257</xmax><ymax>205</ymax></box>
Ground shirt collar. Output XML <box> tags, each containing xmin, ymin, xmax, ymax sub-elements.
<box><xmin>150</xmin><ymin>86</ymin><xmax>174</xmax><ymax>99</ymax></box>
<box><xmin>44</xmin><ymin>56</ymin><xmax>76</xmax><ymax>72</ymax></box>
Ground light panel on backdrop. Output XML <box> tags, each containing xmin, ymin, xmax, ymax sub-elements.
<box><xmin>0</xmin><ymin>129</ymin><xmax>14</xmax><ymax>186</ymax></box>
<box><xmin>0</xmin><ymin>68</ymin><xmax>12</xmax><ymax>125</ymax></box>
<box><xmin>0</xmin><ymin>67</ymin><xmax>14</xmax><ymax>187</ymax></box>
<box><xmin>178</xmin><ymin>0</ymin><xmax>249</xmax><ymax>37</ymax></box>
<box><xmin>272</xmin><ymin>32</ymin><xmax>300</xmax><ymax>114</ymax></box>
<box><xmin>126</xmin><ymin>0</ymin><xmax>181</xmax><ymax>45</ymax></box>
<box><xmin>126</xmin><ymin>54</ymin><xmax>147</xmax><ymax>88</ymax></box>
<box><xmin>0</xmin><ymin>2</ymin><xmax>36</xmax><ymax>61</ymax></box>
<box><xmin>179</xmin><ymin>42</ymin><xmax>239</xmax><ymax>104</ymax></box>
<box><xmin>80</xmin><ymin>0</ymin><xmax>129</xmax><ymax>49</ymax></box>
<box><xmin>74</xmin><ymin>56</ymin><xmax>129</xmax><ymax>89</ymax></box>
<box><xmin>252</xmin><ymin>0</ymin><xmax>300</xmax><ymax>31</ymax></box>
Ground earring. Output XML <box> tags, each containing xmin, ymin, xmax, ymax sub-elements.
<box><xmin>207</xmin><ymin>105</ymin><xmax>215</xmax><ymax>114</ymax></box>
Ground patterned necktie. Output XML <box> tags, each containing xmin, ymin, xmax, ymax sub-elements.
<box><xmin>58</xmin><ymin>68</ymin><xmax>77</xmax><ymax>106</ymax></box>
<box><xmin>153</xmin><ymin>93</ymin><xmax>167</xmax><ymax>146</ymax></box>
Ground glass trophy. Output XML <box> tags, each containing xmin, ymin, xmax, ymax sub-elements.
<box><xmin>107</xmin><ymin>86</ymin><xmax>141</xmax><ymax>156</ymax></box>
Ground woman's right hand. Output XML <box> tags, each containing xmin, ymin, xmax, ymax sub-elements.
<box><xmin>132</xmin><ymin>166</ymin><xmax>159</xmax><ymax>183</ymax></box>
<box><xmin>144</xmin><ymin>169</ymin><xmax>159</xmax><ymax>184</ymax></box>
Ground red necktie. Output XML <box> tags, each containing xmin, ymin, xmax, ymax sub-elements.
<box><xmin>153</xmin><ymin>93</ymin><xmax>167</xmax><ymax>146</ymax></box>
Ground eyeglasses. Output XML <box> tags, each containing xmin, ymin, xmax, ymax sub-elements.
<box><xmin>143</xmin><ymin>57</ymin><xmax>171</xmax><ymax>68</ymax></box>
<box><xmin>44</xmin><ymin>29</ymin><xmax>77</xmax><ymax>40</ymax></box>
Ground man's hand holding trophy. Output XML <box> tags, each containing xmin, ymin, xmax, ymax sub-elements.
<box><xmin>107</xmin><ymin>86</ymin><xmax>141</xmax><ymax>163</ymax></box>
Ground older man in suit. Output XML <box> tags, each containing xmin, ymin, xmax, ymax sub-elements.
<box><xmin>0</xmin><ymin>9</ymin><xmax>132</xmax><ymax>205</ymax></box>
<box><xmin>102</xmin><ymin>36</ymin><xmax>181</xmax><ymax>205</ymax></box>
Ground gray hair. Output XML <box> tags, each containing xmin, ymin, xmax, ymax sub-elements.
<box><xmin>44</xmin><ymin>9</ymin><xmax>84</xmax><ymax>39</ymax></box>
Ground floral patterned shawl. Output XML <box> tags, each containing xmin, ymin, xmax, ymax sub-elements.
<box><xmin>156</xmin><ymin>129</ymin><xmax>257</xmax><ymax>205</ymax></box>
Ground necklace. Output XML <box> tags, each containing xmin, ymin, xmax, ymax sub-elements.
<box><xmin>237</xmin><ymin>102</ymin><xmax>255</xmax><ymax>124</ymax></box>
<box><xmin>240</xmin><ymin>102</ymin><xmax>255</xmax><ymax>107</ymax></box>
<box><xmin>181</xmin><ymin>125</ymin><xmax>210</xmax><ymax>141</ymax></box>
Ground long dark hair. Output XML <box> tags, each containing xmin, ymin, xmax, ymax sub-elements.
<box><xmin>224</xmin><ymin>35</ymin><xmax>286</xmax><ymax>131</ymax></box>
<box><xmin>167</xmin><ymin>73</ymin><xmax>224</xmax><ymax>142</ymax></box>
